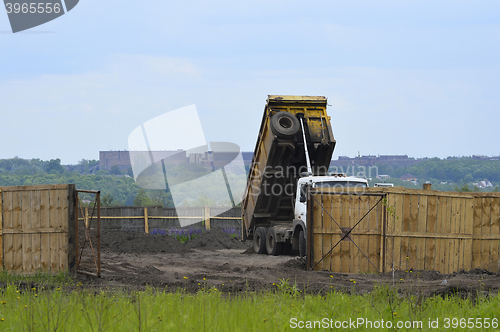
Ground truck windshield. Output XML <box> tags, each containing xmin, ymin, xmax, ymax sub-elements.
<box><xmin>315</xmin><ymin>181</ymin><xmax>367</xmax><ymax>188</ymax></box>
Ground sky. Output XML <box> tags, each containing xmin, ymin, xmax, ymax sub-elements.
<box><xmin>1</xmin><ymin>0</ymin><xmax>499</xmax><ymax>164</ymax></box>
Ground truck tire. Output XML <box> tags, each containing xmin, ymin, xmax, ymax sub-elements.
<box><xmin>270</xmin><ymin>112</ymin><xmax>300</xmax><ymax>138</ymax></box>
<box><xmin>254</xmin><ymin>227</ymin><xmax>267</xmax><ymax>254</ymax></box>
<box><xmin>266</xmin><ymin>227</ymin><xmax>283</xmax><ymax>256</ymax></box>
<box><xmin>299</xmin><ymin>230</ymin><xmax>306</xmax><ymax>258</ymax></box>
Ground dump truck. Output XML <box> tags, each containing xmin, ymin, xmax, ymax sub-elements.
<box><xmin>241</xmin><ymin>95</ymin><xmax>369</xmax><ymax>256</ymax></box>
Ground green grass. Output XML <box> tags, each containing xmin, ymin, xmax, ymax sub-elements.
<box><xmin>0</xmin><ymin>270</ymin><xmax>74</xmax><ymax>286</ymax></box>
<box><xmin>0</xmin><ymin>281</ymin><xmax>498</xmax><ymax>331</ymax></box>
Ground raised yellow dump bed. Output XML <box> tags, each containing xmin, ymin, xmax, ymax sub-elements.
<box><xmin>241</xmin><ymin>95</ymin><xmax>336</xmax><ymax>239</ymax></box>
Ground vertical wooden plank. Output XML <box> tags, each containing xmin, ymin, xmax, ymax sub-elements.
<box><xmin>49</xmin><ymin>189</ymin><xmax>60</xmax><ymax>272</ymax></box>
<box><xmin>3</xmin><ymin>191</ymin><xmax>13</xmax><ymax>271</ymax></box>
<box><xmin>490</xmin><ymin>197</ymin><xmax>500</xmax><ymax>273</ymax></box>
<box><xmin>375</xmin><ymin>197</ymin><xmax>383</xmax><ymax>272</ymax></box>
<box><xmin>458</xmin><ymin>198</ymin><xmax>467</xmax><ymax>270</ymax></box>
<box><xmin>331</xmin><ymin>194</ymin><xmax>342</xmax><ymax>273</ymax></box>
<box><xmin>12</xmin><ymin>191</ymin><xmax>23</xmax><ymax>273</ymax></box>
<box><xmin>452</xmin><ymin>197</ymin><xmax>461</xmax><ymax>273</ymax></box>
<box><xmin>31</xmin><ymin>190</ymin><xmax>42</xmax><ymax>271</ymax></box>
<box><xmin>443</xmin><ymin>196</ymin><xmax>453</xmax><ymax>273</ymax></box>
<box><xmin>447</xmin><ymin>197</ymin><xmax>454</xmax><ymax>273</ymax></box>
<box><xmin>392</xmin><ymin>193</ymin><xmax>404</xmax><ymax>271</ymax></box>
<box><xmin>434</xmin><ymin>196</ymin><xmax>442</xmax><ymax>273</ymax></box>
<box><xmin>426</xmin><ymin>195</ymin><xmax>438</xmax><ymax>271</ymax></box>
<box><xmin>358</xmin><ymin>195</ymin><xmax>369</xmax><ymax>273</ymax></box>
<box><xmin>20</xmin><ymin>190</ymin><xmax>33</xmax><ymax>273</ymax></box>
<box><xmin>350</xmin><ymin>195</ymin><xmax>360</xmax><ymax>273</ymax></box>
<box><xmin>340</xmin><ymin>195</ymin><xmax>350</xmax><ymax>273</ymax></box>
<box><xmin>40</xmin><ymin>190</ymin><xmax>51</xmax><ymax>272</ymax></box>
<box><xmin>322</xmin><ymin>193</ymin><xmax>332</xmax><ymax>272</ymax></box>
<box><xmin>471</xmin><ymin>197</ymin><xmax>483</xmax><ymax>269</ymax></box>
<box><xmin>59</xmin><ymin>189</ymin><xmax>69</xmax><ymax>271</ymax></box>
<box><xmin>437</xmin><ymin>196</ymin><xmax>448</xmax><ymax>273</ymax></box>
<box><xmin>366</xmin><ymin>195</ymin><xmax>375</xmax><ymax>273</ymax></box>
<box><xmin>384</xmin><ymin>193</ymin><xmax>396</xmax><ymax>273</ymax></box>
<box><xmin>463</xmin><ymin>198</ymin><xmax>474</xmax><ymax>271</ymax></box>
<box><xmin>416</xmin><ymin>195</ymin><xmax>428</xmax><ymax>270</ymax></box>
<box><xmin>368</xmin><ymin>196</ymin><xmax>380</xmax><ymax>273</ymax></box>
<box><xmin>67</xmin><ymin>185</ymin><xmax>77</xmax><ymax>275</ymax></box>
<box><xmin>312</xmin><ymin>193</ymin><xmax>323</xmax><ymax>270</ymax></box>
<box><xmin>481</xmin><ymin>197</ymin><xmax>491</xmax><ymax>270</ymax></box>
<box><xmin>402</xmin><ymin>194</ymin><xmax>411</xmax><ymax>271</ymax></box>
<box><xmin>408</xmin><ymin>194</ymin><xmax>419</xmax><ymax>270</ymax></box>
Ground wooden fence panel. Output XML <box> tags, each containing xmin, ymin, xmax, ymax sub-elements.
<box><xmin>310</xmin><ymin>188</ymin><xmax>499</xmax><ymax>274</ymax></box>
<box><xmin>0</xmin><ymin>184</ymin><xmax>74</xmax><ymax>274</ymax></box>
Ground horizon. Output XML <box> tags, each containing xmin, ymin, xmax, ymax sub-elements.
<box><xmin>2</xmin><ymin>151</ymin><xmax>500</xmax><ymax>166</ymax></box>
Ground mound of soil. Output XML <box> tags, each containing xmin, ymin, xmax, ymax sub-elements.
<box><xmin>101</xmin><ymin>230</ymin><xmax>190</xmax><ymax>254</ymax></box>
<box><xmin>100</xmin><ymin>229</ymin><xmax>249</xmax><ymax>255</ymax></box>
<box><xmin>184</xmin><ymin>228</ymin><xmax>249</xmax><ymax>251</ymax></box>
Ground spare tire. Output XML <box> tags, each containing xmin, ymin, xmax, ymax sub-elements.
<box><xmin>270</xmin><ymin>112</ymin><xmax>300</xmax><ymax>138</ymax></box>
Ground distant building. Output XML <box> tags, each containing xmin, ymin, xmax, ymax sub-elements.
<box><xmin>99</xmin><ymin>150</ymin><xmax>187</xmax><ymax>172</ymax></box>
<box><xmin>400</xmin><ymin>173</ymin><xmax>418</xmax><ymax>182</ymax></box>
<box><xmin>377</xmin><ymin>175</ymin><xmax>391</xmax><ymax>180</ymax></box>
<box><xmin>99</xmin><ymin>150</ymin><xmax>254</xmax><ymax>173</ymax></box>
<box><xmin>331</xmin><ymin>154</ymin><xmax>421</xmax><ymax>167</ymax></box>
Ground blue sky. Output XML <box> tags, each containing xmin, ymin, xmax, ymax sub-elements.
<box><xmin>1</xmin><ymin>0</ymin><xmax>499</xmax><ymax>164</ymax></box>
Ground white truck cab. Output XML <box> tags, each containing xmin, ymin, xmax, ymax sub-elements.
<box><xmin>294</xmin><ymin>174</ymin><xmax>369</xmax><ymax>224</ymax></box>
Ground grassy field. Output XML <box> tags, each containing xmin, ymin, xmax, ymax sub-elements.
<box><xmin>0</xmin><ymin>275</ymin><xmax>499</xmax><ymax>331</ymax></box>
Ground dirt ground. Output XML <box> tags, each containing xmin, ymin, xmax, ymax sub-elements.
<box><xmin>77</xmin><ymin>229</ymin><xmax>500</xmax><ymax>298</ymax></box>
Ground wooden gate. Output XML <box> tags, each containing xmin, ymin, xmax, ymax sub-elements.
<box><xmin>307</xmin><ymin>190</ymin><xmax>385</xmax><ymax>273</ymax></box>
<box><xmin>0</xmin><ymin>184</ymin><xmax>76</xmax><ymax>274</ymax></box>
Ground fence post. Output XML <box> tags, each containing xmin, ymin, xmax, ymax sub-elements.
<box><xmin>205</xmin><ymin>206</ymin><xmax>211</xmax><ymax>230</ymax></box>
<box><xmin>144</xmin><ymin>207</ymin><xmax>149</xmax><ymax>234</ymax></box>
<box><xmin>84</xmin><ymin>207</ymin><xmax>89</xmax><ymax>227</ymax></box>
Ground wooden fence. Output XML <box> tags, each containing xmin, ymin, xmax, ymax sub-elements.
<box><xmin>0</xmin><ymin>184</ymin><xmax>76</xmax><ymax>274</ymax></box>
<box><xmin>307</xmin><ymin>187</ymin><xmax>500</xmax><ymax>274</ymax></box>
<box><xmin>78</xmin><ymin>206</ymin><xmax>242</xmax><ymax>232</ymax></box>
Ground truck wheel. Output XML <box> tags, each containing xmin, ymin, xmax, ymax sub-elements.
<box><xmin>266</xmin><ymin>227</ymin><xmax>283</xmax><ymax>256</ymax></box>
<box><xmin>254</xmin><ymin>227</ymin><xmax>267</xmax><ymax>254</ymax></box>
<box><xmin>270</xmin><ymin>112</ymin><xmax>300</xmax><ymax>138</ymax></box>
<box><xmin>299</xmin><ymin>230</ymin><xmax>306</xmax><ymax>258</ymax></box>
